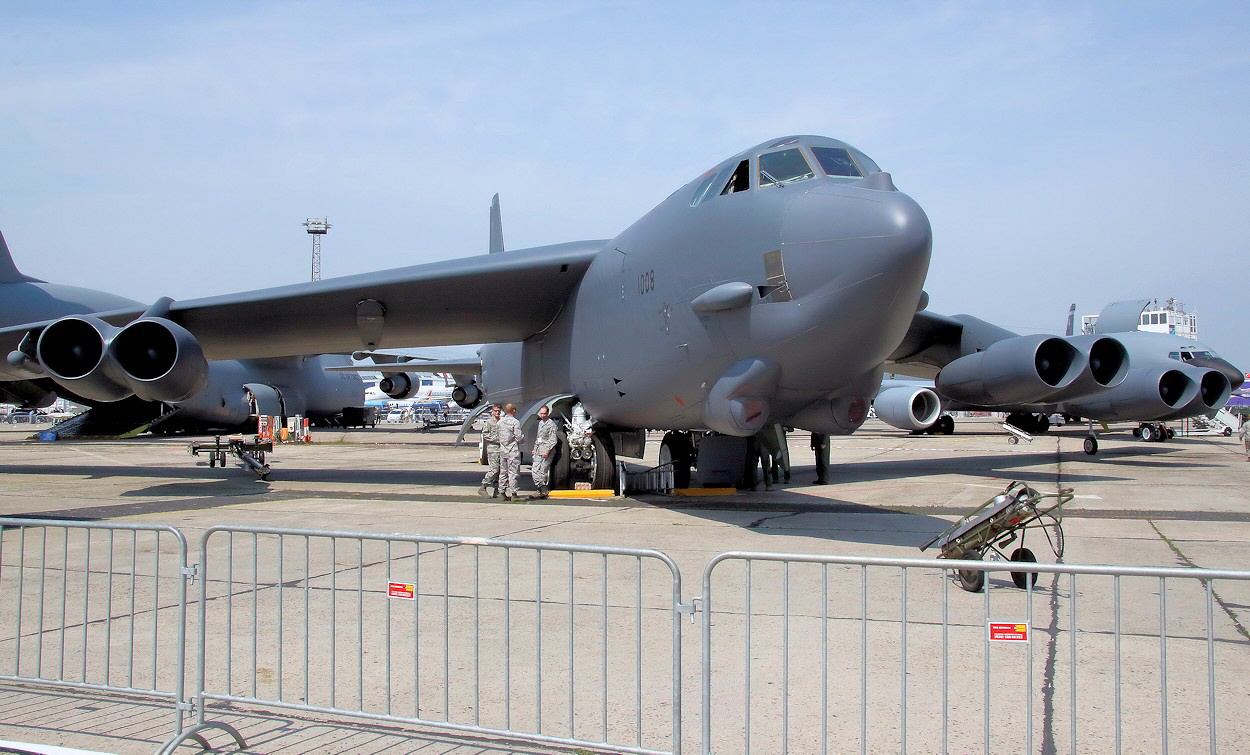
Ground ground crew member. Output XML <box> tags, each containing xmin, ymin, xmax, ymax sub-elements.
<box><xmin>529</xmin><ymin>405</ymin><xmax>558</xmax><ymax>498</ymax></box>
<box><xmin>810</xmin><ymin>432</ymin><xmax>829</xmax><ymax>484</ymax></box>
<box><xmin>477</xmin><ymin>405</ymin><xmax>502</xmax><ymax>498</ymax></box>
<box><xmin>497</xmin><ymin>403</ymin><xmax>524</xmax><ymax>500</ymax></box>
<box><xmin>1240</xmin><ymin>415</ymin><xmax>1250</xmax><ymax>462</ymax></box>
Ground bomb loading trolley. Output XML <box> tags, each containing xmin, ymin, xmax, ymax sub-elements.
<box><xmin>920</xmin><ymin>481</ymin><xmax>1073</xmax><ymax>592</ymax></box>
<box><xmin>189</xmin><ymin>435</ymin><xmax>273</xmax><ymax>480</ymax></box>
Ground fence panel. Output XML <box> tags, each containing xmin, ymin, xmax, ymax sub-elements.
<box><xmin>0</xmin><ymin>517</ymin><xmax>191</xmax><ymax>740</ymax></box>
<box><xmin>700</xmin><ymin>553</ymin><xmax>1250</xmax><ymax>755</ymax></box>
<box><xmin>188</xmin><ymin>526</ymin><xmax>686</xmax><ymax>755</ymax></box>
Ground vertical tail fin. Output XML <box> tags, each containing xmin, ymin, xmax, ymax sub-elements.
<box><xmin>1065</xmin><ymin>303</ymin><xmax>1076</xmax><ymax>336</ymax></box>
<box><xmin>0</xmin><ymin>230</ymin><xmax>36</xmax><ymax>284</ymax></box>
<box><xmin>489</xmin><ymin>194</ymin><xmax>505</xmax><ymax>254</ymax></box>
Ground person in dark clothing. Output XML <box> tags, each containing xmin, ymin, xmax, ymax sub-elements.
<box><xmin>810</xmin><ymin>432</ymin><xmax>829</xmax><ymax>484</ymax></box>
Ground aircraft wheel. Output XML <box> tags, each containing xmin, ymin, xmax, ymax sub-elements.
<box><xmin>659</xmin><ymin>432</ymin><xmax>693</xmax><ymax>489</ymax></box>
<box><xmin>956</xmin><ymin>549</ymin><xmax>985</xmax><ymax>593</ymax></box>
<box><xmin>1035</xmin><ymin>414</ymin><xmax>1050</xmax><ymax>433</ymax></box>
<box><xmin>589</xmin><ymin>432</ymin><xmax>617</xmax><ymax>490</ymax></box>
<box><xmin>938</xmin><ymin>415</ymin><xmax>955</xmax><ymax>435</ymax></box>
<box><xmin>1010</xmin><ymin>548</ymin><xmax>1038</xmax><ymax>589</ymax></box>
<box><xmin>1140</xmin><ymin>424</ymin><xmax>1155</xmax><ymax>442</ymax></box>
<box><xmin>550</xmin><ymin>429</ymin><xmax>571</xmax><ymax>490</ymax></box>
<box><xmin>1165</xmin><ymin>427</ymin><xmax>1175</xmax><ymax>440</ymax></box>
<box><xmin>1132</xmin><ymin>427</ymin><xmax>1142</xmax><ymax>439</ymax></box>
<box><xmin>1083</xmin><ymin>436</ymin><xmax>1098</xmax><ymax>455</ymax></box>
<box><xmin>208</xmin><ymin>457</ymin><xmax>216</xmax><ymax>468</ymax></box>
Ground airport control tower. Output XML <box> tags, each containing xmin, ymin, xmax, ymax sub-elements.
<box><xmin>1082</xmin><ymin>297</ymin><xmax>1198</xmax><ymax>339</ymax></box>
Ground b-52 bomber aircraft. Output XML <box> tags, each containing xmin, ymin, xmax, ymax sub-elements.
<box><xmin>0</xmin><ymin>232</ymin><xmax>366</xmax><ymax>435</ymax></box>
<box><xmin>1</xmin><ymin>135</ymin><xmax>1239</xmax><ymax>487</ymax></box>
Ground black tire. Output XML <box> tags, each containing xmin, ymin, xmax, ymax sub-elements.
<box><xmin>1035</xmin><ymin>414</ymin><xmax>1050</xmax><ymax>433</ymax></box>
<box><xmin>1132</xmin><ymin>427</ymin><xmax>1142</xmax><ymax>439</ymax></box>
<box><xmin>659</xmin><ymin>432</ymin><xmax>694</xmax><ymax>488</ymax></box>
<box><xmin>938</xmin><ymin>415</ymin><xmax>955</xmax><ymax>435</ymax></box>
<box><xmin>1008</xmin><ymin>435</ymin><xmax>1019</xmax><ymax>445</ymax></box>
<box><xmin>956</xmin><ymin>549</ymin><xmax>985</xmax><ymax>593</ymax></box>
<box><xmin>590</xmin><ymin>432</ymin><xmax>616</xmax><ymax>490</ymax></box>
<box><xmin>1165</xmin><ymin>427</ymin><xmax>1175</xmax><ymax>440</ymax></box>
<box><xmin>550</xmin><ymin>428</ymin><xmax>570</xmax><ymax>490</ymax></box>
<box><xmin>1140</xmin><ymin>424</ymin><xmax>1155</xmax><ymax>442</ymax></box>
<box><xmin>1223</xmin><ymin>427</ymin><xmax>1233</xmax><ymax>437</ymax></box>
<box><xmin>1010</xmin><ymin>547</ymin><xmax>1038</xmax><ymax>589</ymax></box>
<box><xmin>1083</xmin><ymin>436</ymin><xmax>1098</xmax><ymax>455</ymax></box>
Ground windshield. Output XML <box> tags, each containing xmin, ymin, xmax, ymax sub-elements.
<box><xmin>811</xmin><ymin>146</ymin><xmax>865</xmax><ymax>178</ymax></box>
<box><xmin>759</xmin><ymin>148</ymin><xmax>815</xmax><ymax>187</ymax></box>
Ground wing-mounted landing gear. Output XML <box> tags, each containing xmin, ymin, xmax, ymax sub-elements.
<box><xmin>1082</xmin><ymin>418</ymin><xmax>1099</xmax><ymax>455</ymax></box>
<box><xmin>1133</xmin><ymin>422</ymin><xmax>1174</xmax><ymax>443</ymax></box>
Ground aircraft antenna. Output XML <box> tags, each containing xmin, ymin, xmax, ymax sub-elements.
<box><xmin>303</xmin><ymin>217</ymin><xmax>331</xmax><ymax>281</ymax></box>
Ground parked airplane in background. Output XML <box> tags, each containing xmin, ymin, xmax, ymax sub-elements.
<box><xmin>0</xmin><ymin>232</ymin><xmax>366</xmax><ymax>435</ymax></box>
<box><xmin>2</xmin><ymin>135</ymin><xmax>1239</xmax><ymax>485</ymax></box>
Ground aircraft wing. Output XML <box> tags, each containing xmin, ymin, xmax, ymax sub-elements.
<box><xmin>884</xmin><ymin>309</ymin><xmax>967</xmax><ymax>378</ymax></box>
<box><xmin>1</xmin><ymin>241</ymin><xmax>606</xmax><ymax>361</ymax></box>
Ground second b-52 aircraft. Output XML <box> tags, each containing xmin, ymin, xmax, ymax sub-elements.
<box><xmin>2</xmin><ymin>135</ymin><xmax>1240</xmax><ymax>487</ymax></box>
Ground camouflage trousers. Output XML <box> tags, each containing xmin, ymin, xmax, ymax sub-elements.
<box><xmin>500</xmin><ymin>453</ymin><xmax>521</xmax><ymax>496</ymax></box>
<box><xmin>481</xmin><ymin>448</ymin><xmax>501</xmax><ymax>487</ymax></box>
<box><xmin>531</xmin><ymin>452</ymin><xmax>553</xmax><ymax>488</ymax></box>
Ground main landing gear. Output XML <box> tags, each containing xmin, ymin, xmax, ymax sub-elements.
<box><xmin>1133</xmin><ymin>422</ymin><xmax>1175</xmax><ymax>443</ymax></box>
<box><xmin>551</xmin><ymin>402</ymin><xmax>617</xmax><ymax>491</ymax></box>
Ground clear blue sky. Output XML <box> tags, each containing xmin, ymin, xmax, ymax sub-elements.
<box><xmin>3</xmin><ymin>1</ymin><xmax>1247</xmax><ymax>369</ymax></box>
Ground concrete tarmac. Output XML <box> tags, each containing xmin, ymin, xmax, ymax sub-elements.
<box><xmin>0</xmin><ymin>417</ymin><xmax>1247</xmax><ymax>753</ymax></box>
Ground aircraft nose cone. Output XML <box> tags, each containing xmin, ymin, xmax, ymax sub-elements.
<box><xmin>781</xmin><ymin>179</ymin><xmax>932</xmax><ymax>280</ymax></box>
<box><xmin>1206</xmin><ymin>357</ymin><xmax>1246</xmax><ymax>390</ymax></box>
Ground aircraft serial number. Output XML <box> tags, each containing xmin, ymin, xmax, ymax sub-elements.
<box><xmin>638</xmin><ymin>269</ymin><xmax>655</xmax><ymax>295</ymax></box>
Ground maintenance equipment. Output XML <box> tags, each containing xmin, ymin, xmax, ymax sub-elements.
<box><xmin>921</xmin><ymin>481</ymin><xmax>1073</xmax><ymax>592</ymax></box>
<box><xmin>189</xmin><ymin>435</ymin><xmax>273</xmax><ymax>479</ymax></box>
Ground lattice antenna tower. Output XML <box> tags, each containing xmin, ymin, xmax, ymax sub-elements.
<box><xmin>303</xmin><ymin>217</ymin><xmax>331</xmax><ymax>281</ymax></box>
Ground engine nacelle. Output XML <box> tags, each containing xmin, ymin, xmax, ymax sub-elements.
<box><xmin>110</xmin><ymin>318</ymin><xmax>209</xmax><ymax>402</ymax></box>
<box><xmin>378</xmin><ymin>373</ymin><xmax>414</xmax><ymax>399</ymax></box>
<box><xmin>451</xmin><ymin>382</ymin><xmax>483</xmax><ymax>409</ymax></box>
<box><xmin>936</xmin><ymin>334</ymin><xmax>1082</xmax><ymax>406</ymax></box>
<box><xmin>35</xmin><ymin>316</ymin><xmax>132</xmax><ymax>402</ymax></box>
<box><xmin>874</xmin><ymin>385</ymin><xmax>943</xmax><ymax>431</ymax></box>
<box><xmin>1065</xmin><ymin>366</ymin><xmax>1196</xmax><ymax>421</ymax></box>
<box><xmin>1157</xmin><ymin>366</ymin><xmax>1231</xmax><ymax>420</ymax></box>
<box><xmin>790</xmin><ymin>395</ymin><xmax>871</xmax><ymax>435</ymax></box>
<box><xmin>1042</xmin><ymin>335</ymin><xmax>1129</xmax><ymax>401</ymax></box>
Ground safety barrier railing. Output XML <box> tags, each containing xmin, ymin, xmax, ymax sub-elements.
<box><xmin>699</xmin><ymin>552</ymin><xmax>1250</xmax><ymax>755</ymax></box>
<box><xmin>165</xmin><ymin>526</ymin><xmax>687</xmax><ymax>755</ymax></box>
<box><xmin>0</xmin><ymin>517</ymin><xmax>192</xmax><ymax>741</ymax></box>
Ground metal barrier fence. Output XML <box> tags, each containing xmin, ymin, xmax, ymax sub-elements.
<box><xmin>0</xmin><ymin>517</ymin><xmax>192</xmax><ymax>741</ymax></box>
<box><xmin>167</xmin><ymin>526</ymin><xmax>687</xmax><ymax>755</ymax></box>
<box><xmin>700</xmin><ymin>552</ymin><xmax>1250</xmax><ymax>754</ymax></box>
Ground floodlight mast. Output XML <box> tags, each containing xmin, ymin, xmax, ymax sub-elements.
<box><xmin>303</xmin><ymin>217</ymin><xmax>330</xmax><ymax>281</ymax></box>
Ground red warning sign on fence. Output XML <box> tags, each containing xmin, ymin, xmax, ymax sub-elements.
<box><xmin>988</xmin><ymin>621</ymin><xmax>1030</xmax><ymax>642</ymax></box>
<box><xmin>388</xmin><ymin>582</ymin><xmax>415</xmax><ymax>599</ymax></box>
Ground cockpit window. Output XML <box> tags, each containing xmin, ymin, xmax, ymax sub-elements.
<box><xmin>759</xmin><ymin>149</ymin><xmax>814</xmax><ymax>188</ymax></box>
<box><xmin>811</xmin><ymin>146</ymin><xmax>865</xmax><ymax>178</ymax></box>
<box><xmin>719</xmin><ymin>160</ymin><xmax>751</xmax><ymax>195</ymax></box>
<box><xmin>689</xmin><ymin>167</ymin><xmax>725</xmax><ymax>206</ymax></box>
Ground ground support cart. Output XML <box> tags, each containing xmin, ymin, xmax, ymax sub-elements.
<box><xmin>189</xmin><ymin>436</ymin><xmax>273</xmax><ymax>479</ymax></box>
<box><xmin>921</xmin><ymin>481</ymin><xmax>1073</xmax><ymax>592</ymax></box>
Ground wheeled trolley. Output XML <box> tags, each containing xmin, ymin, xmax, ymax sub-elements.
<box><xmin>189</xmin><ymin>435</ymin><xmax>273</xmax><ymax>479</ymax></box>
<box><xmin>921</xmin><ymin>481</ymin><xmax>1073</xmax><ymax>592</ymax></box>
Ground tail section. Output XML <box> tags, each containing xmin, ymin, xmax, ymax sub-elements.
<box><xmin>0</xmin><ymin>230</ymin><xmax>38</xmax><ymax>283</ymax></box>
<box><xmin>1065</xmin><ymin>303</ymin><xmax>1076</xmax><ymax>336</ymax></box>
<box><xmin>489</xmin><ymin>194</ymin><xmax>505</xmax><ymax>253</ymax></box>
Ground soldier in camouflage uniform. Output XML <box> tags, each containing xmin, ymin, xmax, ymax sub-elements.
<box><xmin>529</xmin><ymin>405</ymin><xmax>558</xmax><ymax>499</ymax></box>
<box><xmin>496</xmin><ymin>403</ymin><xmax>524</xmax><ymax>501</ymax></box>
<box><xmin>477</xmin><ymin>405</ymin><xmax>502</xmax><ymax>497</ymax></box>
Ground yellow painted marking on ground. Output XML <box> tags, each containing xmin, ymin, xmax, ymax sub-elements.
<box><xmin>547</xmin><ymin>489</ymin><xmax>616</xmax><ymax>499</ymax></box>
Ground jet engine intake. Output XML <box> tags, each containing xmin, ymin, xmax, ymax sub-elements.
<box><xmin>1040</xmin><ymin>335</ymin><xmax>1129</xmax><ymax>402</ymax></box>
<box><xmin>936</xmin><ymin>334</ymin><xmax>1082</xmax><ymax>406</ymax></box>
<box><xmin>35</xmin><ymin>316</ymin><xmax>132</xmax><ymax>402</ymax></box>
<box><xmin>1157</xmin><ymin>366</ymin><xmax>1231</xmax><ymax>420</ymax></box>
<box><xmin>701</xmin><ymin>357</ymin><xmax>780</xmax><ymax>436</ymax></box>
<box><xmin>110</xmin><ymin>318</ymin><xmax>209</xmax><ymax>402</ymax></box>
<box><xmin>451</xmin><ymin>382</ymin><xmax>482</xmax><ymax>409</ymax></box>
<box><xmin>378</xmin><ymin>373</ymin><xmax>414</xmax><ymax>399</ymax></box>
<box><xmin>1065</xmin><ymin>366</ymin><xmax>1196</xmax><ymax>421</ymax></box>
<box><xmin>874</xmin><ymin>385</ymin><xmax>942</xmax><ymax>431</ymax></box>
